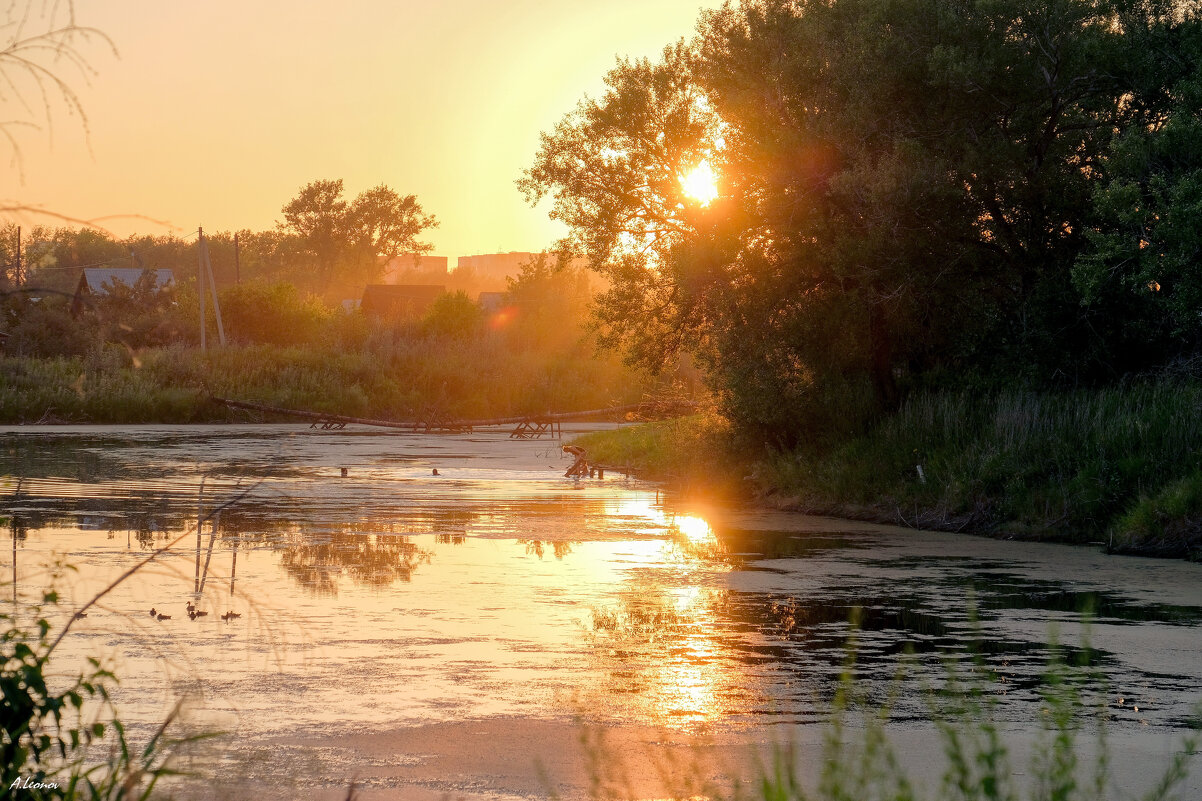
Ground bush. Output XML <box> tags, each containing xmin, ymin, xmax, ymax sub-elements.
<box><xmin>3</xmin><ymin>300</ymin><xmax>94</xmax><ymax>359</ymax></box>
<box><xmin>420</xmin><ymin>291</ymin><xmax>483</xmax><ymax>339</ymax></box>
<box><xmin>216</xmin><ymin>281</ymin><xmax>332</xmax><ymax>345</ymax></box>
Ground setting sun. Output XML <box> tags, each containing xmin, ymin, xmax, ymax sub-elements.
<box><xmin>680</xmin><ymin>161</ymin><xmax>718</xmax><ymax>206</ymax></box>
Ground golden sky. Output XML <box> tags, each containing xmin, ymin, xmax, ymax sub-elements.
<box><xmin>5</xmin><ymin>0</ymin><xmax>721</xmax><ymax>256</ymax></box>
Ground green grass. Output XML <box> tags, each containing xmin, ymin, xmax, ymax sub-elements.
<box><xmin>0</xmin><ymin>337</ymin><xmax>646</xmax><ymax>425</ymax></box>
<box><xmin>1113</xmin><ymin>471</ymin><xmax>1202</xmax><ymax>559</ymax></box>
<box><xmin>573</xmin><ymin>379</ymin><xmax>1202</xmax><ymax>559</ymax></box>
<box><xmin>572</xmin><ymin>411</ymin><xmax>747</xmax><ymax>496</ymax></box>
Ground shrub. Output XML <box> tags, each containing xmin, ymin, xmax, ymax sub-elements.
<box><xmin>420</xmin><ymin>291</ymin><xmax>483</xmax><ymax>339</ymax></box>
<box><xmin>4</xmin><ymin>301</ymin><xmax>94</xmax><ymax>359</ymax></box>
<box><xmin>216</xmin><ymin>281</ymin><xmax>332</xmax><ymax>345</ymax></box>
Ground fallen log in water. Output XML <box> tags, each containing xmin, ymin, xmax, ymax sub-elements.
<box><xmin>212</xmin><ymin>397</ymin><xmax>420</xmax><ymax>430</ymax></box>
<box><xmin>210</xmin><ymin>396</ymin><xmax>691</xmax><ymax>431</ymax></box>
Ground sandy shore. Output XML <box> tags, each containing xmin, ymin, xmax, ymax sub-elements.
<box><xmin>196</xmin><ymin>716</ymin><xmax>1200</xmax><ymax>801</ymax></box>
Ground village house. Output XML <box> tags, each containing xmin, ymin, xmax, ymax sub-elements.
<box><xmin>71</xmin><ymin>267</ymin><xmax>175</xmax><ymax>317</ymax></box>
<box><xmin>359</xmin><ymin>284</ymin><xmax>445</xmax><ymax>319</ymax></box>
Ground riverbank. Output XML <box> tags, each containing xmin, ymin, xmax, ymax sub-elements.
<box><xmin>0</xmin><ymin>343</ymin><xmax>643</xmax><ymax>424</ymax></box>
<box><xmin>256</xmin><ymin>716</ymin><xmax>1199</xmax><ymax>801</ymax></box>
<box><xmin>573</xmin><ymin>380</ymin><xmax>1202</xmax><ymax>561</ymax></box>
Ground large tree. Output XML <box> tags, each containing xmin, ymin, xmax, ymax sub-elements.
<box><xmin>278</xmin><ymin>179</ymin><xmax>437</xmax><ymax>292</ymax></box>
<box><xmin>524</xmin><ymin>0</ymin><xmax>1202</xmax><ymax>442</ymax></box>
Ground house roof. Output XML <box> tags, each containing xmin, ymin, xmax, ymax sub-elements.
<box><xmin>360</xmin><ymin>284</ymin><xmax>445</xmax><ymax>317</ymax></box>
<box><xmin>361</xmin><ymin>284</ymin><xmax>445</xmax><ymax>301</ymax></box>
<box><xmin>80</xmin><ymin>268</ymin><xmax>175</xmax><ymax>294</ymax></box>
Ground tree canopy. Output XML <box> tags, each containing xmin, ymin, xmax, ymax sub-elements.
<box><xmin>278</xmin><ymin>179</ymin><xmax>438</xmax><ymax>292</ymax></box>
<box><xmin>523</xmin><ymin>0</ymin><xmax>1202</xmax><ymax>443</ymax></box>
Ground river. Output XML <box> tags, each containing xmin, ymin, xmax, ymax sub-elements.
<box><xmin>2</xmin><ymin>424</ymin><xmax>1200</xmax><ymax>800</ymax></box>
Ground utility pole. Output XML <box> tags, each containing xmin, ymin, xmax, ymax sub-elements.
<box><xmin>199</xmin><ymin>226</ymin><xmax>206</xmax><ymax>352</ymax></box>
<box><xmin>14</xmin><ymin>226</ymin><xmax>21</xmax><ymax>287</ymax></box>
<box><xmin>234</xmin><ymin>232</ymin><xmax>241</xmax><ymax>284</ymax></box>
<box><xmin>197</xmin><ymin>227</ymin><xmax>226</xmax><ymax>347</ymax></box>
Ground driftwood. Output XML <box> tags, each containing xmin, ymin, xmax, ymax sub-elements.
<box><xmin>562</xmin><ymin>445</ymin><xmax>589</xmax><ymax>478</ymax></box>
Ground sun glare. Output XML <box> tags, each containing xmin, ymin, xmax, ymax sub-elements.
<box><xmin>680</xmin><ymin>162</ymin><xmax>718</xmax><ymax>206</ymax></box>
<box><xmin>673</xmin><ymin>515</ymin><xmax>713</xmax><ymax>542</ymax></box>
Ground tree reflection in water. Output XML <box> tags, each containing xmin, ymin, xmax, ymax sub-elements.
<box><xmin>266</xmin><ymin>505</ymin><xmax>483</xmax><ymax>594</ymax></box>
<box><xmin>586</xmin><ymin>580</ymin><xmax>741</xmax><ymax>728</ymax></box>
<box><xmin>278</xmin><ymin>532</ymin><xmax>433</xmax><ymax>596</ymax></box>
<box><xmin>520</xmin><ymin>539</ymin><xmax>576</xmax><ymax>559</ymax></box>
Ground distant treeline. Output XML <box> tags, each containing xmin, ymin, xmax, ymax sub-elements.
<box><xmin>0</xmin><ymin>178</ymin><xmax>441</xmax><ymax>303</ymax></box>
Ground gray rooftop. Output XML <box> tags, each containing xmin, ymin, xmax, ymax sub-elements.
<box><xmin>80</xmin><ymin>268</ymin><xmax>175</xmax><ymax>294</ymax></box>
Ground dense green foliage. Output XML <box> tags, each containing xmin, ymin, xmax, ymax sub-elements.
<box><xmin>526</xmin><ymin>0</ymin><xmax>1202</xmax><ymax>445</ymax></box>
<box><xmin>215</xmin><ymin>281</ymin><xmax>335</xmax><ymax>346</ymax></box>
<box><xmin>575</xmin><ymin>377</ymin><xmax>1202</xmax><ymax>558</ymax></box>
<box><xmin>1114</xmin><ymin>470</ymin><xmax>1202</xmax><ymax>557</ymax></box>
<box><xmin>421</xmin><ymin>291</ymin><xmax>484</xmax><ymax>339</ymax></box>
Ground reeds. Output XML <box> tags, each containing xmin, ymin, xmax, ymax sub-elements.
<box><xmin>765</xmin><ymin>381</ymin><xmax>1202</xmax><ymax>550</ymax></box>
<box><xmin>574</xmin><ymin>379</ymin><xmax>1202</xmax><ymax>557</ymax></box>
<box><xmin>0</xmin><ymin>333</ymin><xmax>646</xmax><ymax>424</ymax></box>
<box><xmin>573</xmin><ymin>629</ymin><xmax>1199</xmax><ymax>801</ymax></box>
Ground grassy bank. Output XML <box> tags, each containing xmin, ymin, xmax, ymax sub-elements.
<box><xmin>0</xmin><ymin>340</ymin><xmax>644</xmax><ymax>424</ymax></box>
<box><xmin>574</xmin><ymin>380</ymin><xmax>1202</xmax><ymax>560</ymax></box>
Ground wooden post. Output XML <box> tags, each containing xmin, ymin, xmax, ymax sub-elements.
<box><xmin>14</xmin><ymin>226</ymin><xmax>20</xmax><ymax>287</ymax></box>
<box><xmin>234</xmin><ymin>232</ymin><xmax>240</xmax><ymax>284</ymax></box>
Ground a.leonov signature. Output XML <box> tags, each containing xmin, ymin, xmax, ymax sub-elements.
<box><xmin>8</xmin><ymin>777</ymin><xmax>60</xmax><ymax>792</ymax></box>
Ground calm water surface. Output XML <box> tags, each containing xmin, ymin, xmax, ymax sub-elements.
<box><xmin>3</xmin><ymin>424</ymin><xmax>1201</xmax><ymax>747</ymax></box>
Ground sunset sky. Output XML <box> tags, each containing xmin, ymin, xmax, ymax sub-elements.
<box><xmin>5</xmin><ymin>0</ymin><xmax>721</xmax><ymax>258</ymax></box>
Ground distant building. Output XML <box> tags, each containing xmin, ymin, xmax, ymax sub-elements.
<box><xmin>455</xmin><ymin>252</ymin><xmax>590</xmax><ymax>283</ymax></box>
<box><xmin>455</xmin><ymin>252</ymin><xmax>541</xmax><ymax>281</ymax></box>
<box><xmin>360</xmin><ymin>284</ymin><xmax>445</xmax><ymax>319</ymax></box>
<box><xmin>382</xmin><ymin>253</ymin><xmax>449</xmax><ymax>284</ymax></box>
<box><xmin>477</xmin><ymin>291</ymin><xmax>506</xmax><ymax>312</ymax></box>
<box><xmin>71</xmin><ymin>268</ymin><xmax>175</xmax><ymax>317</ymax></box>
